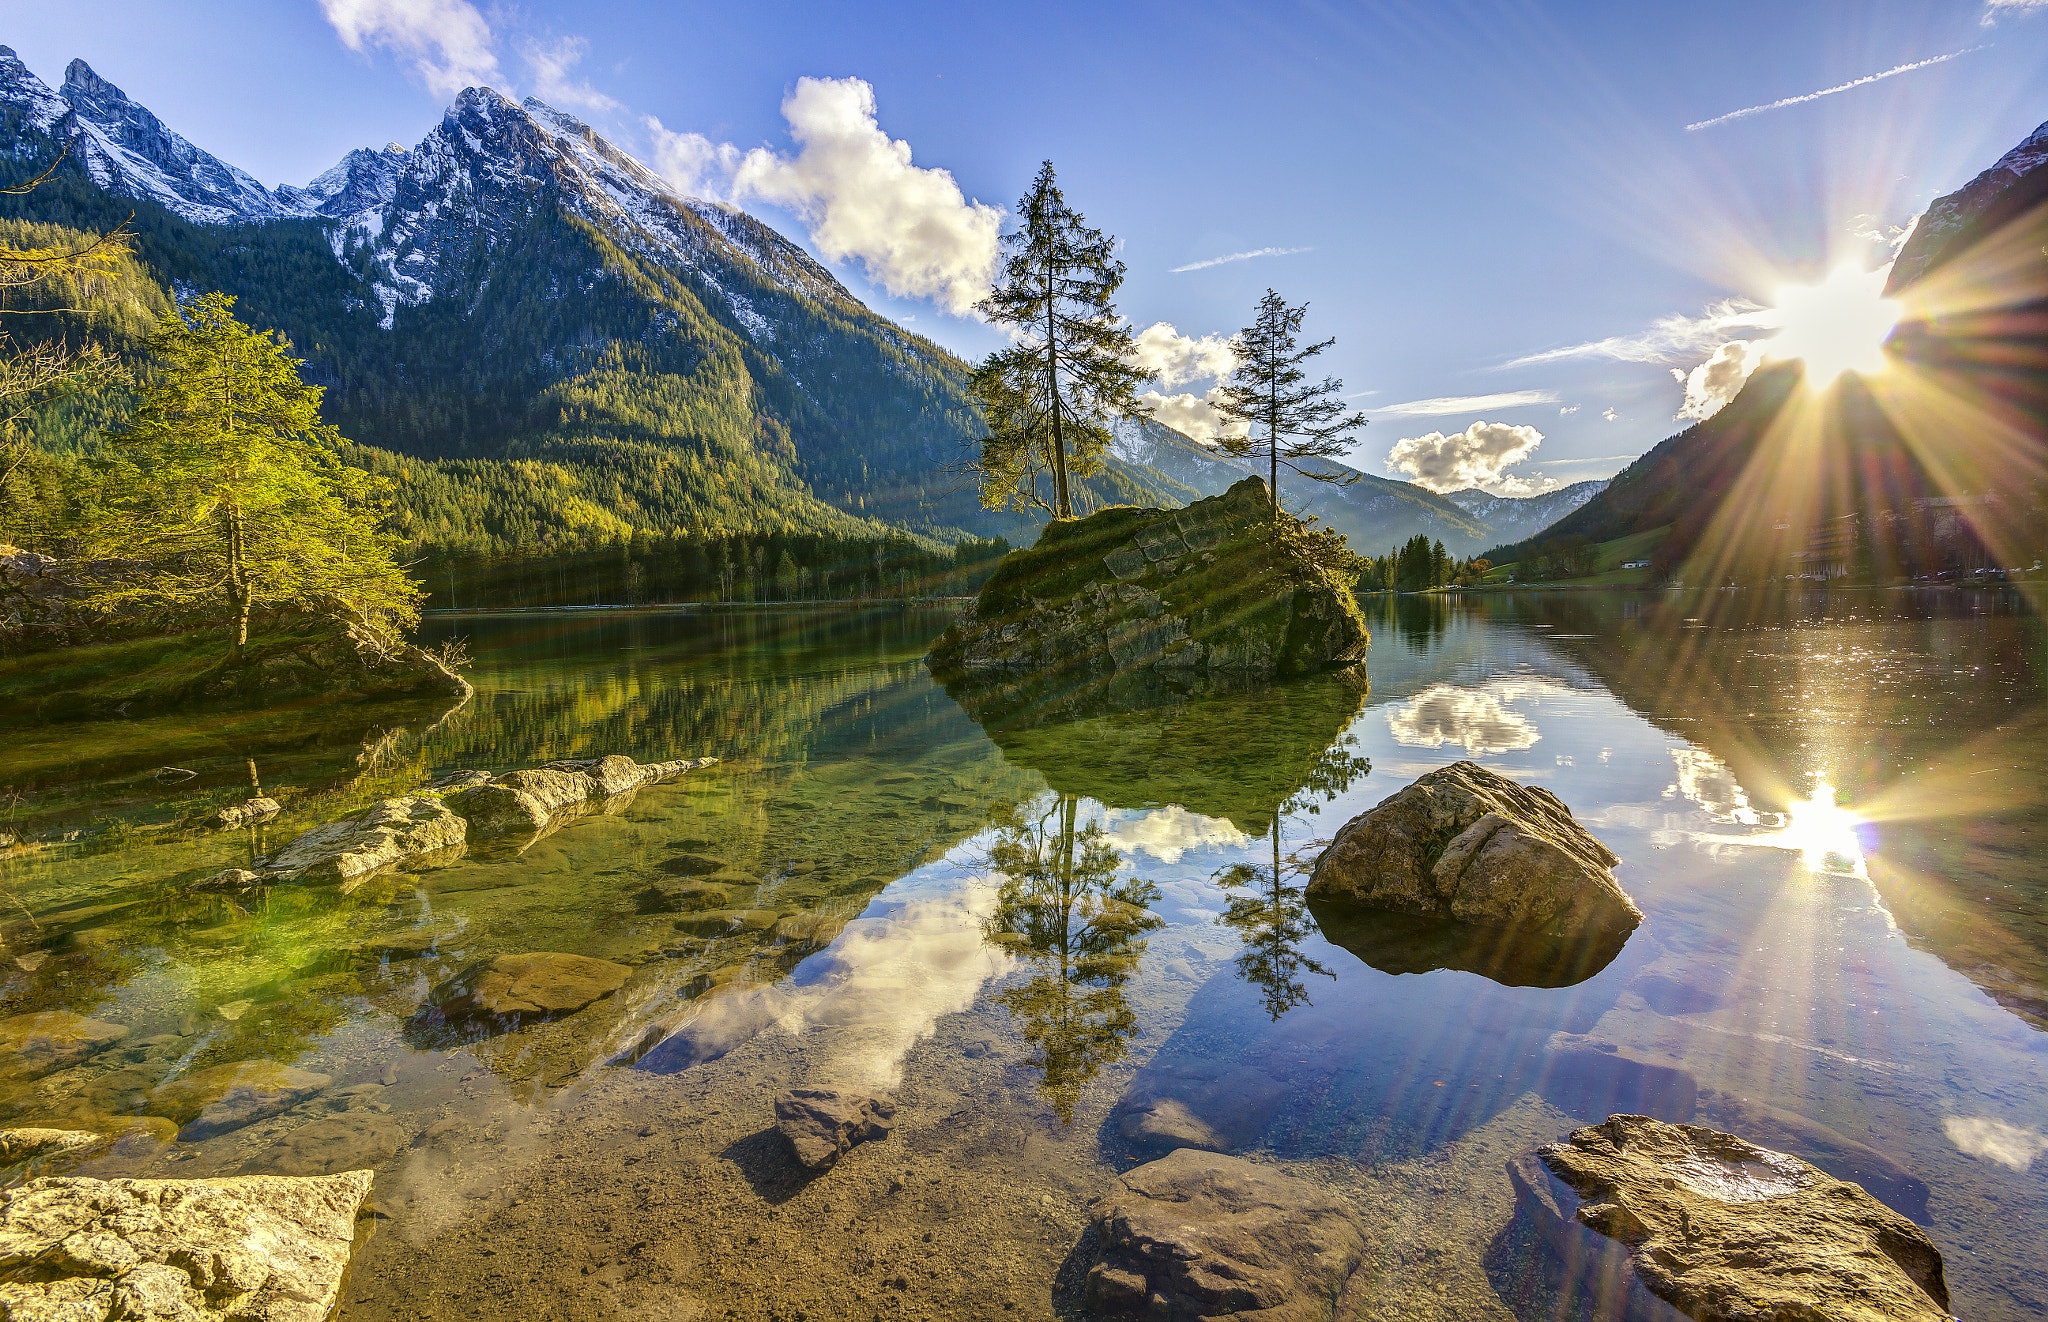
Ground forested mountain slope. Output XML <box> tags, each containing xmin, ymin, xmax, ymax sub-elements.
<box><xmin>0</xmin><ymin>50</ymin><xmax>1197</xmax><ymax>552</ymax></box>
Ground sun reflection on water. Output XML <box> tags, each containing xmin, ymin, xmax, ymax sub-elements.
<box><xmin>1752</xmin><ymin>778</ymin><xmax>1870</xmax><ymax>878</ymax></box>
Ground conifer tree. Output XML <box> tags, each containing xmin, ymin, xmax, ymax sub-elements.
<box><xmin>81</xmin><ymin>293</ymin><xmax>420</xmax><ymax>663</ymax></box>
<box><xmin>1212</xmin><ymin>289</ymin><xmax>1368</xmax><ymax>529</ymax></box>
<box><xmin>969</xmin><ymin>162</ymin><xmax>1145</xmax><ymax>520</ymax></box>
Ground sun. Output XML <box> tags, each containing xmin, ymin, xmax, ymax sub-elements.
<box><xmin>1761</xmin><ymin>263</ymin><xmax>1901</xmax><ymax>384</ymax></box>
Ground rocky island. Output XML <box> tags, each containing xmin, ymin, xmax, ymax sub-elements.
<box><xmin>928</xmin><ymin>478</ymin><xmax>1368</xmax><ymax>690</ymax></box>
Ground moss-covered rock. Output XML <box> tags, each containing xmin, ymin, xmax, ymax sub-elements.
<box><xmin>928</xmin><ymin>478</ymin><xmax>1367</xmax><ymax>687</ymax></box>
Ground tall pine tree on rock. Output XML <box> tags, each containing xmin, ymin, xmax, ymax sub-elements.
<box><xmin>969</xmin><ymin>162</ymin><xmax>1145</xmax><ymax>520</ymax></box>
<box><xmin>1212</xmin><ymin>289</ymin><xmax>1368</xmax><ymax>530</ymax></box>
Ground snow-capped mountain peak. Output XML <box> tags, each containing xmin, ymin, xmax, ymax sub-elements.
<box><xmin>50</xmin><ymin>56</ymin><xmax>307</xmax><ymax>224</ymax></box>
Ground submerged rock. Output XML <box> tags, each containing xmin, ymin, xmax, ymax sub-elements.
<box><xmin>1539</xmin><ymin>1035</ymin><xmax>1698</xmax><ymax>1123</ymax></box>
<box><xmin>1112</xmin><ymin>1063</ymin><xmax>1288</xmax><ymax>1156</ymax></box>
<box><xmin>0</xmin><ymin>1014</ymin><xmax>128</xmax><ymax>1082</ymax></box>
<box><xmin>445</xmin><ymin>755</ymin><xmax>716</xmax><ymax>839</ymax></box>
<box><xmin>1083</xmin><ymin>1148</ymin><xmax>1365</xmax><ymax>1321</ymax></box>
<box><xmin>424</xmin><ymin>952</ymin><xmax>632</xmax><ymax>1029</ymax></box>
<box><xmin>1307</xmin><ymin>761</ymin><xmax>1639</xmax><ymax>939</ymax></box>
<box><xmin>1509</xmin><ymin>1114</ymin><xmax>1949</xmax><ymax>1322</ymax></box>
<box><xmin>257</xmin><ymin>794</ymin><xmax>465</xmax><ymax>884</ymax></box>
<box><xmin>929</xmin><ymin>478</ymin><xmax>1367</xmax><ymax>689</ymax></box>
<box><xmin>773</xmin><ymin>1089</ymin><xmax>894</xmax><ymax>1171</ymax></box>
<box><xmin>0</xmin><ymin>1169</ymin><xmax>371</xmax><ymax>1322</ymax></box>
<box><xmin>242</xmin><ymin>1113</ymin><xmax>408</xmax><ymax>1178</ymax></box>
<box><xmin>149</xmin><ymin>1062</ymin><xmax>332</xmax><ymax>1141</ymax></box>
<box><xmin>0</xmin><ymin>1128</ymin><xmax>110</xmax><ymax>1168</ymax></box>
<box><xmin>206</xmin><ymin>797</ymin><xmax>280</xmax><ymax>831</ymax></box>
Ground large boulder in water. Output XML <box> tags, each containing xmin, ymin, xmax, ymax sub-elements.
<box><xmin>1081</xmin><ymin>1148</ymin><xmax>1365</xmax><ymax>1320</ymax></box>
<box><xmin>1307</xmin><ymin>761</ymin><xmax>1639</xmax><ymax>940</ymax></box>
<box><xmin>1508</xmin><ymin>1114</ymin><xmax>1949</xmax><ymax>1322</ymax></box>
<box><xmin>929</xmin><ymin>477</ymin><xmax>1367</xmax><ymax>689</ymax></box>
<box><xmin>0</xmin><ymin>1170</ymin><xmax>371</xmax><ymax>1322</ymax></box>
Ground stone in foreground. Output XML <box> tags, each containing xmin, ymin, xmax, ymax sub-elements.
<box><xmin>0</xmin><ymin>1170</ymin><xmax>371</xmax><ymax>1322</ymax></box>
<box><xmin>773</xmin><ymin>1089</ymin><xmax>894</xmax><ymax>1171</ymax></box>
<box><xmin>1084</xmin><ymin>1148</ymin><xmax>1365</xmax><ymax>1321</ymax></box>
<box><xmin>929</xmin><ymin>478</ymin><xmax>1368</xmax><ymax>687</ymax></box>
<box><xmin>1307</xmin><ymin>760</ymin><xmax>1639</xmax><ymax>939</ymax></box>
<box><xmin>424</xmin><ymin>952</ymin><xmax>632</xmax><ymax>1029</ymax></box>
<box><xmin>1509</xmin><ymin>1114</ymin><xmax>1948</xmax><ymax>1322</ymax></box>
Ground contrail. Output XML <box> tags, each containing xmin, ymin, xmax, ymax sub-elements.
<box><xmin>1170</xmin><ymin>246</ymin><xmax>1310</xmax><ymax>273</ymax></box>
<box><xmin>1686</xmin><ymin>47</ymin><xmax>1984</xmax><ymax>132</ymax></box>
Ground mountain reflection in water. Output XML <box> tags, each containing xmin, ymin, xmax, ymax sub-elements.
<box><xmin>1</xmin><ymin>595</ymin><xmax>2045</xmax><ymax>1320</ymax></box>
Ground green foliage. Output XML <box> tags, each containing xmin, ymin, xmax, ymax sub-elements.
<box><xmin>1212</xmin><ymin>289</ymin><xmax>1368</xmax><ymax>524</ymax></box>
<box><xmin>983</xmin><ymin>794</ymin><xmax>1161</xmax><ymax>1123</ymax></box>
<box><xmin>1517</xmin><ymin>533</ymin><xmax>1599</xmax><ymax>582</ymax></box>
<box><xmin>78</xmin><ymin>293</ymin><xmax>421</xmax><ymax>658</ymax></box>
<box><xmin>970</xmin><ymin>162</ymin><xmax>1146</xmax><ymax>520</ymax></box>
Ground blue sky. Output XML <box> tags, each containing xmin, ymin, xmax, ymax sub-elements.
<box><xmin>8</xmin><ymin>1</ymin><xmax>2046</xmax><ymax>492</ymax></box>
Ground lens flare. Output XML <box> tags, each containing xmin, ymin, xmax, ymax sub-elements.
<box><xmin>1762</xmin><ymin>264</ymin><xmax>1900</xmax><ymax>384</ymax></box>
<box><xmin>1754</xmin><ymin>779</ymin><xmax>1869</xmax><ymax>877</ymax></box>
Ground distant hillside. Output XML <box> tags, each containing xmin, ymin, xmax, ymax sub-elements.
<box><xmin>1441</xmin><ymin>480</ymin><xmax>1607</xmax><ymax>546</ymax></box>
<box><xmin>1487</xmin><ymin>115</ymin><xmax>2048</xmax><ymax>581</ymax></box>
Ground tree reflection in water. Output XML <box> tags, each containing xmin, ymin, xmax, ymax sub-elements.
<box><xmin>982</xmin><ymin>794</ymin><xmax>1161</xmax><ymax>1123</ymax></box>
<box><xmin>1217</xmin><ymin>735</ymin><xmax>1370</xmax><ymax>1019</ymax></box>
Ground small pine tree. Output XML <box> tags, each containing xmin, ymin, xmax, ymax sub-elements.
<box><xmin>969</xmin><ymin>162</ymin><xmax>1145</xmax><ymax>520</ymax></box>
<box><xmin>80</xmin><ymin>293</ymin><xmax>420</xmax><ymax>663</ymax></box>
<box><xmin>1211</xmin><ymin>289</ymin><xmax>1369</xmax><ymax>530</ymax></box>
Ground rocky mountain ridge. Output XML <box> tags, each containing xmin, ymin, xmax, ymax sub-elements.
<box><xmin>1442</xmin><ymin>480</ymin><xmax>1609</xmax><ymax>546</ymax></box>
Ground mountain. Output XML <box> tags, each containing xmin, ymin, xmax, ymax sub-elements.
<box><xmin>1440</xmin><ymin>481</ymin><xmax>1608</xmax><ymax>546</ymax></box>
<box><xmin>1</xmin><ymin>47</ymin><xmax>1521</xmax><ymax>568</ymax></box>
<box><xmin>1887</xmin><ymin>119</ymin><xmax>2048</xmax><ymax>291</ymax></box>
<box><xmin>1111</xmin><ymin>418</ymin><xmax>1500</xmax><ymax>554</ymax></box>
<box><xmin>1487</xmin><ymin>118</ymin><xmax>2048</xmax><ymax>579</ymax></box>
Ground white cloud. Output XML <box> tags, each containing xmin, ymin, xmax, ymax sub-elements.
<box><xmin>520</xmin><ymin>35</ymin><xmax>619</xmax><ymax>114</ymax></box>
<box><xmin>1687</xmin><ymin>48</ymin><xmax>1981</xmax><ymax>128</ymax></box>
<box><xmin>1170</xmin><ymin>246</ymin><xmax>1310</xmax><ymax>274</ymax></box>
<box><xmin>1944</xmin><ymin>1116</ymin><xmax>2048</xmax><ymax>1170</ymax></box>
<box><xmin>1671</xmin><ymin>339</ymin><xmax>1768</xmax><ymax>421</ymax></box>
<box><xmin>645</xmin><ymin>117</ymin><xmax>743</xmax><ymax>200</ymax></box>
<box><xmin>1373</xmin><ymin>390</ymin><xmax>1559</xmax><ymax>418</ymax></box>
<box><xmin>1388</xmin><ymin>683</ymin><xmax>1542</xmax><ymax>754</ymax></box>
<box><xmin>1102</xmin><ymin>806</ymin><xmax>1247</xmax><ymax>864</ymax></box>
<box><xmin>1602</xmin><ymin>407</ymin><xmax>1619</xmax><ymax>422</ymax></box>
<box><xmin>1141</xmin><ymin>387</ymin><xmax>1242</xmax><ymax>444</ymax></box>
<box><xmin>1503</xmin><ymin>298</ymin><xmax>1771</xmax><ymax>369</ymax></box>
<box><xmin>1665</xmin><ymin>748</ymin><xmax>1759</xmax><ymax>823</ymax></box>
<box><xmin>1984</xmin><ymin>0</ymin><xmax>2048</xmax><ymax>22</ymax></box>
<box><xmin>727</xmin><ymin>77</ymin><xmax>1001</xmax><ymax>315</ymax></box>
<box><xmin>1387</xmin><ymin>420</ymin><xmax>1546</xmax><ymax>494</ymax></box>
<box><xmin>319</xmin><ymin>0</ymin><xmax>500</xmax><ymax>100</ymax></box>
<box><xmin>1559</xmin><ymin>404</ymin><xmax>1580</xmax><ymax>416</ymax></box>
<box><xmin>1130</xmin><ymin>321</ymin><xmax>1236</xmax><ymax>388</ymax></box>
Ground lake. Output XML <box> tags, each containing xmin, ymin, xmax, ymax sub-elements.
<box><xmin>3</xmin><ymin>592</ymin><xmax>2045</xmax><ymax>1320</ymax></box>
